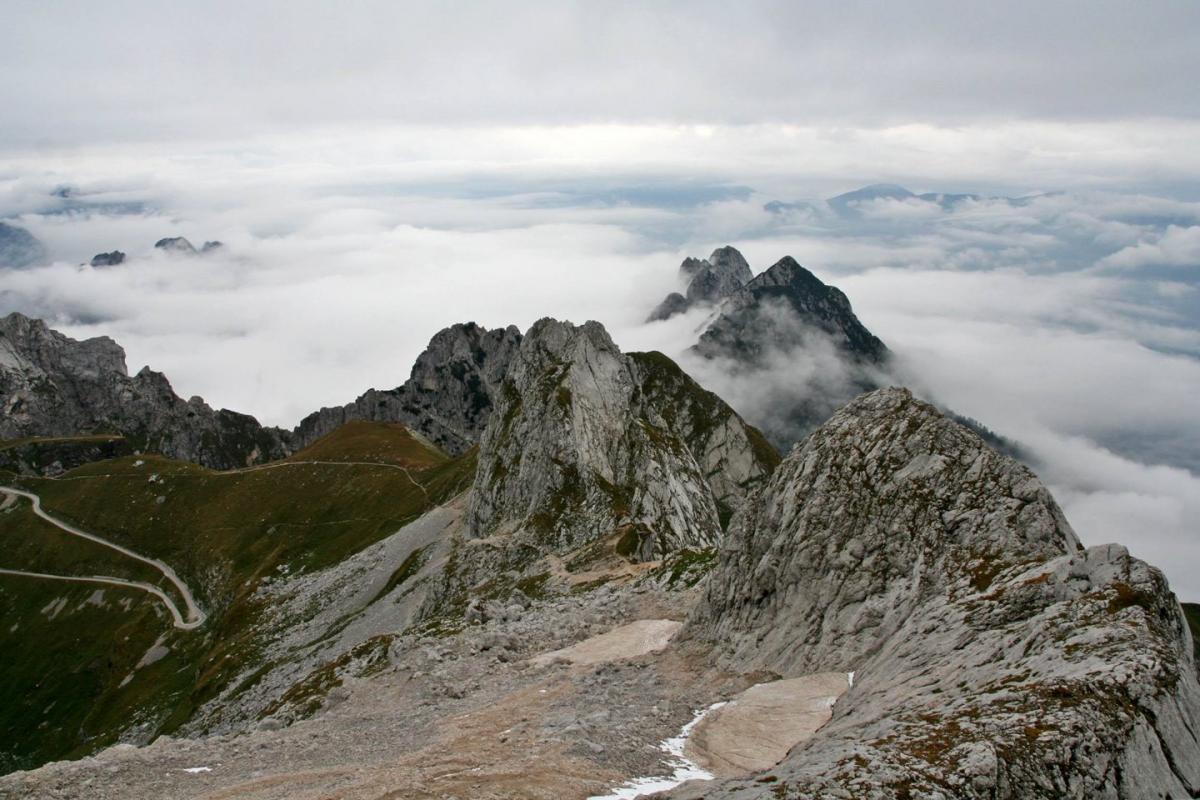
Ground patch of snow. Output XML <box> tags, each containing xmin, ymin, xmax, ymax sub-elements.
<box><xmin>588</xmin><ymin>701</ymin><xmax>727</xmax><ymax>800</ymax></box>
<box><xmin>181</xmin><ymin>766</ymin><xmax>212</xmax><ymax>774</ymax></box>
<box><xmin>136</xmin><ymin>634</ymin><xmax>171</xmax><ymax>668</ymax></box>
<box><xmin>40</xmin><ymin>596</ymin><xmax>68</xmax><ymax>620</ymax></box>
<box><xmin>848</xmin><ymin>670</ymin><xmax>855</xmax><ymax>688</ymax></box>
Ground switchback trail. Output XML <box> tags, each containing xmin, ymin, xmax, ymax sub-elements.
<box><xmin>0</xmin><ymin>486</ymin><xmax>206</xmax><ymax>630</ymax></box>
<box><xmin>0</xmin><ymin>567</ymin><xmax>201</xmax><ymax>629</ymax></box>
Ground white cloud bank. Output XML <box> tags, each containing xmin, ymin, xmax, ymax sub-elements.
<box><xmin>0</xmin><ymin>0</ymin><xmax>1198</xmax><ymax>596</ymax></box>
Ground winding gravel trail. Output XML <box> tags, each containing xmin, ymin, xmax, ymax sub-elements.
<box><xmin>45</xmin><ymin>459</ymin><xmax>433</xmax><ymax>504</ymax></box>
<box><xmin>235</xmin><ymin>460</ymin><xmax>431</xmax><ymax>503</ymax></box>
<box><xmin>0</xmin><ymin>486</ymin><xmax>206</xmax><ymax>630</ymax></box>
<box><xmin>0</xmin><ymin>567</ymin><xmax>201</xmax><ymax>629</ymax></box>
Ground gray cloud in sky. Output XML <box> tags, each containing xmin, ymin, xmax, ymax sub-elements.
<box><xmin>2</xmin><ymin>1</ymin><xmax>1200</xmax><ymax>147</ymax></box>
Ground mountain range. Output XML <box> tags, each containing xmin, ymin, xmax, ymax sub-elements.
<box><xmin>0</xmin><ymin>247</ymin><xmax>1197</xmax><ymax>799</ymax></box>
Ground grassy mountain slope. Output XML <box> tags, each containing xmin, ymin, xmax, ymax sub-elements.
<box><xmin>0</xmin><ymin>422</ymin><xmax>477</xmax><ymax>774</ymax></box>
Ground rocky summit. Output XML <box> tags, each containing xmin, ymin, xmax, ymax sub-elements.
<box><xmin>153</xmin><ymin>237</ymin><xmax>197</xmax><ymax>254</ymax></box>
<box><xmin>293</xmin><ymin>321</ymin><xmax>523</xmax><ymax>456</ymax></box>
<box><xmin>682</xmin><ymin>387</ymin><xmax>1200</xmax><ymax>798</ymax></box>
<box><xmin>683</xmin><ymin>255</ymin><xmax>890</xmax><ymax>451</ymax></box>
<box><xmin>464</xmin><ymin>318</ymin><xmax>777</xmax><ymax>571</ymax></box>
<box><xmin>693</xmin><ymin>255</ymin><xmax>887</xmax><ymax>365</ymax></box>
<box><xmin>0</xmin><ymin>222</ymin><xmax>46</xmax><ymax>269</ymax></box>
<box><xmin>648</xmin><ymin>245</ymin><xmax>754</xmax><ymax>322</ymax></box>
<box><xmin>89</xmin><ymin>250</ymin><xmax>126</xmax><ymax>267</ymax></box>
<box><xmin>0</xmin><ymin>312</ymin><xmax>288</xmax><ymax>469</ymax></box>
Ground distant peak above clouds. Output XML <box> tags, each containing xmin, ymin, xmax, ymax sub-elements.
<box><xmin>0</xmin><ymin>222</ymin><xmax>47</xmax><ymax>270</ymax></box>
<box><xmin>647</xmin><ymin>245</ymin><xmax>752</xmax><ymax>323</ymax></box>
<box><xmin>154</xmin><ymin>237</ymin><xmax>197</xmax><ymax>254</ymax></box>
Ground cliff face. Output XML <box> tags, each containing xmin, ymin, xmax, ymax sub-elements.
<box><xmin>459</xmin><ymin>318</ymin><xmax>777</xmax><ymax>581</ymax></box>
<box><xmin>682</xmin><ymin>388</ymin><xmax>1200</xmax><ymax>799</ymax></box>
<box><xmin>293</xmin><ymin>322</ymin><xmax>523</xmax><ymax>457</ymax></box>
<box><xmin>0</xmin><ymin>313</ymin><xmax>288</xmax><ymax>469</ymax></box>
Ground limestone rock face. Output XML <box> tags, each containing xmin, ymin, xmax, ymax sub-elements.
<box><xmin>647</xmin><ymin>246</ymin><xmax>753</xmax><ymax>322</ymax></box>
<box><xmin>686</xmin><ymin>246</ymin><xmax>753</xmax><ymax>305</ymax></box>
<box><xmin>680</xmin><ymin>387</ymin><xmax>1200</xmax><ymax>799</ymax></box>
<box><xmin>0</xmin><ymin>312</ymin><xmax>289</xmax><ymax>469</ymax></box>
<box><xmin>466</xmin><ymin>318</ymin><xmax>777</xmax><ymax>568</ymax></box>
<box><xmin>293</xmin><ymin>322</ymin><xmax>523</xmax><ymax>456</ymax></box>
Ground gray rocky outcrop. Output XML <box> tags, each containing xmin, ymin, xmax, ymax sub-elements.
<box><xmin>0</xmin><ymin>222</ymin><xmax>46</xmax><ymax>269</ymax></box>
<box><xmin>0</xmin><ymin>312</ymin><xmax>289</xmax><ymax>469</ymax></box>
<box><xmin>678</xmin><ymin>387</ymin><xmax>1200</xmax><ymax>799</ymax></box>
<box><xmin>464</xmin><ymin>319</ymin><xmax>778</xmax><ymax>573</ymax></box>
<box><xmin>154</xmin><ymin>237</ymin><xmax>196</xmax><ymax>254</ymax></box>
<box><xmin>293</xmin><ymin>322</ymin><xmax>523</xmax><ymax>456</ymax></box>
<box><xmin>89</xmin><ymin>251</ymin><xmax>126</xmax><ymax>267</ymax></box>
<box><xmin>647</xmin><ymin>246</ymin><xmax>753</xmax><ymax>322</ymax></box>
<box><xmin>648</xmin><ymin>292</ymin><xmax>689</xmax><ymax>322</ymax></box>
<box><xmin>0</xmin><ymin>436</ymin><xmax>132</xmax><ymax>476</ymax></box>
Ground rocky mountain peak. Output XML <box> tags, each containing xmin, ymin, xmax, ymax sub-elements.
<box><xmin>706</xmin><ymin>245</ymin><xmax>752</xmax><ymax>283</ymax></box>
<box><xmin>154</xmin><ymin>236</ymin><xmax>197</xmax><ymax>254</ymax></box>
<box><xmin>683</xmin><ymin>256</ymin><xmax>888</xmax><ymax>451</ymax></box>
<box><xmin>464</xmin><ymin>317</ymin><xmax>776</xmax><ymax>578</ymax></box>
<box><xmin>0</xmin><ymin>221</ymin><xmax>47</xmax><ymax>269</ymax></box>
<box><xmin>292</xmin><ymin>320</ymin><xmax>523</xmax><ymax>456</ymax></box>
<box><xmin>89</xmin><ymin>250</ymin><xmax>126</xmax><ymax>267</ymax></box>
<box><xmin>681</xmin><ymin>386</ymin><xmax>1200</xmax><ymax>798</ymax></box>
<box><xmin>0</xmin><ymin>312</ymin><xmax>128</xmax><ymax>379</ymax></box>
<box><xmin>0</xmin><ymin>312</ymin><xmax>288</xmax><ymax>469</ymax></box>
<box><xmin>648</xmin><ymin>245</ymin><xmax>753</xmax><ymax>322</ymax></box>
<box><xmin>689</xmin><ymin>386</ymin><xmax>1081</xmax><ymax>673</ymax></box>
<box><xmin>693</xmin><ymin>255</ymin><xmax>887</xmax><ymax>365</ymax></box>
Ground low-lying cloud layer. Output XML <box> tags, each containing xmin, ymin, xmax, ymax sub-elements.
<box><xmin>1</xmin><ymin>125</ymin><xmax>1198</xmax><ymax>597</ymax></box>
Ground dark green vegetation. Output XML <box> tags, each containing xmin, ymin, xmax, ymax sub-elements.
<box><xmin>0</xmin><ymin>497</ymin><xmax>179</xmax><ymax>604</ymax></box>
<box><xmin>0</xmin><ymin>422</ymin><xmax>478</xmax><ymax>775</ymax></box>
<box><xmin>653</xmin><ymin>547</ymin><xmax>719</xmax><ymax>588</ymax></box>
<box><xmin>285</xmin><ymin>420</ymin><xmax>447</xmax><ymax>467</ymax></box>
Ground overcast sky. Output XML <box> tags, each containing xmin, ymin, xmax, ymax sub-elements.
<box><xmin>3</xmin><ymin>1</ymin><xmax>1200</xmax><ymax>145</ymax></box>
<box><xmin>2</xmin><ymin>2</ymin><xmax>1199</xmax><ymax>597</ymax></box>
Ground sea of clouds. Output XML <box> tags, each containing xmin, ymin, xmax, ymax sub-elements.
<box><xmin>1</xmin><ymin>124</ymin><xmax>1198</xmax><ymax>596</ymax></box>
